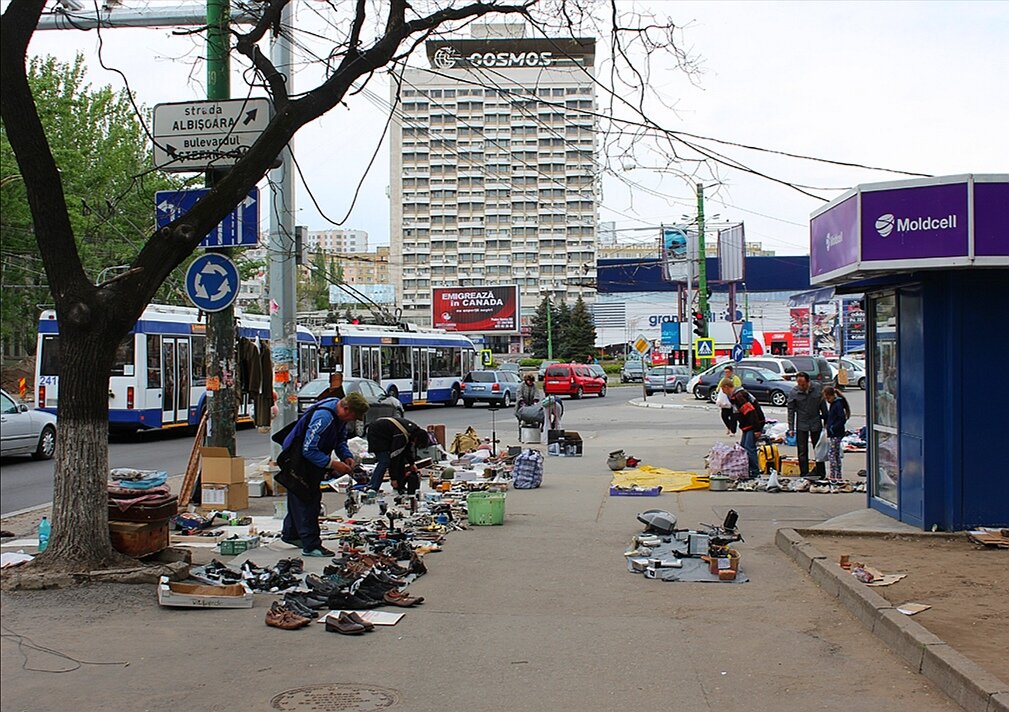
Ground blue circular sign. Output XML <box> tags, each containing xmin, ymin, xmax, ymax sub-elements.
<box><xmin>185</xmin><ymin>253</ymin><xmax>239</xmax><ymax>312</ymax></box>
<box><xmin>732</xmin><ymin>344</ymin><xmax>745</xmax><ymax>362</ymax></box>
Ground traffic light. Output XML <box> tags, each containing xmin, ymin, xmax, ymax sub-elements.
<box><xmin>692</xmin><ymin>310</ymin><xmax>706</xmax><ymax>338</ymax></box>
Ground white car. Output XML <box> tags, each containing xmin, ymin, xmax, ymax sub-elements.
<box><xmin>1</xmin><ymin>389</ymin><xmax>57</xmax><ymax>460</ymax></box>
<box><xmin>828</xmin><ymin>357</ymin><xmax>867</xmax><ymax>389</ymax></box>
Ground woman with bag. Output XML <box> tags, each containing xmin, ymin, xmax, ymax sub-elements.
<box><xmin>822</xmin><ymin>385</ymin><xmax>850</xmax><ymax>482</ymax></box>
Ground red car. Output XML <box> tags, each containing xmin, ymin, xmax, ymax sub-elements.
<box><xmin>543</xmin><ymin>363</ymin><xmax>606</xmax><ymax>399</ymax></box>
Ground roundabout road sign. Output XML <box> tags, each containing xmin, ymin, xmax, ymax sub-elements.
<box><xmin>185</xmin><ymin>253</ymin><xmax>239</xmax><ymax>312</ymax></box>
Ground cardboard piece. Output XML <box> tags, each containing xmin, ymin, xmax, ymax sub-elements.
<box><xmin>896</xmin><ymin>603</ymin><xmax>931</xmax><ymax>616</ymax></box>
<box><xmin>319</xmin><ymin>610</ymin><xmax>404</xmax><ymax>626</ymax></box>
<box><xmin>966</xmin><ymin>528</ymin><xmax>1009</xmax><ymax>548</ymax></box>
<box><xmin>200</xmin><ymin>447</ymin><xmax>245</xmax><ymax>485</ymax></box>
<box><xmin>865</xmin><ymin>573</ymin><xmax>907</xmax><ymax>587</ymax></box>
<box><xmin>199</xmin><ymin>483</ymin><xmax>249</xmax><ymax>512</ymax></box>
<box><xmin>157</xmin><ymin>575</ymin><xmax>254</xmax><ymax>608</ymax></box>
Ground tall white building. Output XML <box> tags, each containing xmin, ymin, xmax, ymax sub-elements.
<box><xmin>307</xmin><ymin>228</ymin><xmax>369</xmax><ymax>255</ymax></box>
<box><xmin>390</xmin><ymin>25</ymin><xmax>599</xmax><ymax>344</ymax></box>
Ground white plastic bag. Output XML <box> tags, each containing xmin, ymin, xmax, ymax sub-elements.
<box><xmin>715</xmin><ymin>390</ymin><xmax>731</xmax><ymax>409</ymax></box>
<box><xmin>813</xmin><ymin>432</ymin><xmax>829</xmax><ymax>462</ymax></box>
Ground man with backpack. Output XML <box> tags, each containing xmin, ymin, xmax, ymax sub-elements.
<box><xmin>278</xmin><ymin>392</ymin><xmax>370</xmax><ymax>557</ymax></box>
<box><xmin>731</xmin><ymin>387</ymin><xmax>766</xmax><ymax>480</ymax></box>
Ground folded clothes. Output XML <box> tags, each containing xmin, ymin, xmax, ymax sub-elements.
<box><xmin>110</xmin><ymin>470</ymin><xmax>168</xmax><ymax>489</ymax></box>
<box><xmin>107</xmin><ymin>483</ymin><xmax>172</xmax><ymax>499</ymax></box>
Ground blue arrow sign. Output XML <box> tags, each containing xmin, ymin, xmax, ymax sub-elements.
<box><xmin>732</xmin><ymin>343</ymin><xmax>744</xmax><ymax>362</ymax></box>
<box><xmin>156</xmin><ymin>187</ymin><xmax>259</xmax><ymax>248</ymax></box>
<box><xmin>185</xmin><ymin>253</ymin><xmax>239</xmax><ymax>312</ymax></box>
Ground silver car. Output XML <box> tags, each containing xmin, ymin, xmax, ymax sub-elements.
<box><xmin>1</xmin><ymin>389</ymin><xmax>57</xmax><ymax>460</ymax></box>
<box><xmin>644</xmin><ymin>365</ymin><xmax>691</xmax><ymax>394</ymax></box>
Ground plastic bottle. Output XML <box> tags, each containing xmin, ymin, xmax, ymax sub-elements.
<box><xmin>38</xmin><ymin>516</ymin><xmax>51</xmax><ymax>553</ymax></box>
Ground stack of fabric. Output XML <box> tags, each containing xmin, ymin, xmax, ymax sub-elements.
<box><xmin>108</xmin><ymin>468</ymin><xmax>176</xmax><ymax>518</ymax></box>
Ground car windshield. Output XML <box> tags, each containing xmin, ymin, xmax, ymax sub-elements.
<box><xmin>625</xmin><ymin>362</ymin><xmax>643</xmax><ymax>371</ymax></box>
<box><xmin>465</xmin><ymin>372</ymin><xmax>496</xmax><ymax>383</ymax></box>
<box><xmin>545</xmin><ymin>366</ymin><xmax>568</xmax><ymax>377</ymax></box>
<box><xmin>500</xmin><ymin>363</ymin><xmax>519</xmax><ymax>373</ymax></box>
<box><xmin>299</xmin><ymin>379</ymin><xmax>330</xmax><ymax>398</ymax></box>
<box><xmin>749</xmin><ymin>367</ymin><xmax>783</xmax><ymax>380</ymax></box>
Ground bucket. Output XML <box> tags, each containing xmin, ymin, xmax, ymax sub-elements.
<box><xmin>467</xmin><ymin>492</ymin><xmax>506</xmax><ymax>526</ymax></box>
<box><xmin>709</xmin><ymin>476</ymin><xmax>731</xmax><ymax>492</ymax></box>
<box><xmin>520</xmin><ymin>426</ymin><xmax>542</xmax><ymax>444</ymax></box>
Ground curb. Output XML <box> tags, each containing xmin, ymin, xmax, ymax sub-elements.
<box><xmin>628</xmin><ymin>398</ymin><xmax>789</xmax><ymax>415</ymax></box>
<box><xmin>776</xmin><ymin>528</ymin><xmax>1009</xmax><ymax>712</ymax></box>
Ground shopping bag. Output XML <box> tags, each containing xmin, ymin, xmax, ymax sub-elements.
<box><xmin>450</xmin><ymin>426</ymin><xmax>481</xmax><ymax>455</ymax></box>
<box><xmin>715</xmin><ymin>390</ymin><xmax>731</xmax><ymax>409</ymax></box>
<box><xmin>813</xmin><ymin>432</ymin><xmax>829</xmax><ymax>462</ymax></box>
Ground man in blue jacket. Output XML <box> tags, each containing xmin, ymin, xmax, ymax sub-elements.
<box><xmin>280</xmin><ymin>392</ymin><xmax>369</xmax><ymax>556</ymax></box>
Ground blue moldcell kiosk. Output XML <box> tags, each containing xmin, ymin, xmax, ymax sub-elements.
<box><xmin>810</xmin><ymin>174</ymin><xmax>1009</xmax><ymax>531</ymax></box>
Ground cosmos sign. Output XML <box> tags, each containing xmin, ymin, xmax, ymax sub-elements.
<box><xmin>433</xmin><ymin>46</ymin><xmax>555</xmax><ymax>69</ymax></box>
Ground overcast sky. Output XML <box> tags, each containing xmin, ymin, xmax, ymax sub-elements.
<box><xmin>20</xmin><ymin>0</ymin><xmax>1009</xmax><ymax>256</ymax></box>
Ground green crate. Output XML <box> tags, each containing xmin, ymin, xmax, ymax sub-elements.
<box><xmin>467</xmin><ymin>492</ymin><xmax>506</xmax><ymax>526</ymax></box>
<box><xmin>219</xmin><ymin>536</ymin><xmax>260</xmax><ymax>556</ymax></box>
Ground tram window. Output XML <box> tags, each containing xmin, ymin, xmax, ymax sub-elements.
<box><xmin>40</xmin><ymin>335</ymin><xmax>60</xmax><ymax>376</ymax></box>
<box><xmin>389</xmin><ymin>346</ymin><xmax>411</xmax><ymax>379</ymax></box>
<box><xmin>110</xmin><ymin>336</ymin><xmax>135</xmax><ymax>376</ymax></box>
<box><xmin>430</xmin><ymin>348</ymin><xmax>452</xmax><ymax>378</ymax></box>
<box><xmin>350</xmin><ymin>346</ymin><xmax>361</xmax><ymax>377</ymax></box>
<box><xmin>147</xmin><ymin>335</ymin><xmax>161</xmax><ymax>388</ymax></box>
<box><xmin>191</xmin><ymin>335</ymin><xmax>206</xmax><ymax>385</ymax></box>
<box><xmin>381</xmin><ymin>346</ymin><xmax>394</xmax><ymax>380</ymax></box>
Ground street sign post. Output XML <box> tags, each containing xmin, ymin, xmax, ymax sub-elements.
<box><xmin>633</xmin><ymin>333</ymin><xmax>651</xmax><ymax>355</ymax></box>
<box><xmin>185</xmin><ymin>253</ymin><xmax>239</xmax><ymax>312</ymax></box>
<box><xmin>153</xmin><ymin>97</ymin><xmax>271</xmax><ymax>172</ymax></box>
<box><xmin>156</xmin><ymin>187</ymin><xmax>260</xmax><ymax>247</ymax></box>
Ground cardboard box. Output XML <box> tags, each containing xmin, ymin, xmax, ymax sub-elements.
<box><xmin>200</xmin><ymin>483</ymin><xmax>248</xmax><ymax>512</ymax></box>
<box><xmin>547</xmin><ymin>429</ymin><xmax>565</xmax><ymax>444</ymax></box>
<box><xmin>219</xmin><ymin>536</ymin><xmax>260</xmax><ymax>555</ymax></box>
<box><xmin>247</xmin><ymin>479</ymin><xmax>266</xmax><ymax>498</ymax></box>
<box><xmin>780</xmin><ymin>458</ymin><xmax>812</xmax><ymax>477</ymax></box>
<box><xmin>200</xmin><ymin>447</ymin><xmax>245</xmax><ymax>485</ymax></box>
<box><xmin>157</xmin><ymin>575</ymin><xmax>253</xmax><ymax>608</ymax></box>
<box><xmin>548</xmin><ymin>431</ymin><xmax>583</xmax><ymax>457</ymax></box>
<box><xmin>262</xmin><ymin>470</ymin><xmax>286</xmax><ymax>496</ymax></box>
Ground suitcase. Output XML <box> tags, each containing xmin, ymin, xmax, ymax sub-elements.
<box><xmin>758</xmin><ymin>443</ymin><xmax>782</xmax><ymax>474</ymax></box>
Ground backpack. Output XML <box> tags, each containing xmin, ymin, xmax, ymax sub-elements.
<box><xmin>512</xmin><ymin>449</ymin><xmax>544</xmax><ymax>489</ymax></box>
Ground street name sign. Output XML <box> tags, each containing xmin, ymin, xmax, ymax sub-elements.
<box><xmin>156</xmin><ymin>187</ymin><xmax>260</xmax><ymax>248</ymax></box>
<box><xmin>153</xmin><ymin>98</ymin><xmax>271</xmax><ymax>172</ymax></box>
<box><xmin>694</xmin><ymin>338</ymin><xmax>714</xmax><ymax>358</ymax></box>
<box><xmin>185</xmin><ymin>253</ymin><xmax>239</xmax><ymax>312</ymax></box>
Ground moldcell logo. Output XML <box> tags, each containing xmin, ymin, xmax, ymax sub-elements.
<box><xmin>875</xmin><ymin>212</ymin><xmax>957</xmax><ymax>238</ymax></box>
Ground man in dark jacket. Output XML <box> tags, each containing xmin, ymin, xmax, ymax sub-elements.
<box><xmin>366</xmin><ymin>417</ymin><xmax>430</xmax><ymax>494</ymax></box>
<box><xmin>787</xmin><ymin>372</ymin><xmax>828</xmax><ymax>480</ymax></box>
<box><xmin>280</xmin><ymin>392</ymin><xmax>369</xmax><ymax>556</ymax></box>
<box><xmin>732</xmin><ymin>388</ymin><xmax>766</xmax><ymax>479</ymax></box>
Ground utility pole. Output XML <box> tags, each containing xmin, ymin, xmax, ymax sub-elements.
<box><xmin>269</xmin><ymin>1</ymin><xmax>299</xmax><ymax>460</ymax></box>
<box><xmin>696</xmin><ymin>183</ymin><xmax>708</xmax><ymax>334</ymax></box>
<box><xmin>545</xmin><ymin>296</ymin><xmax>554</xmax><ymax>359</ymax></box>
<box><xmin>204</xmin><ymin>0</ymin><xmax>237</xmax><ymax>453</ymax></box>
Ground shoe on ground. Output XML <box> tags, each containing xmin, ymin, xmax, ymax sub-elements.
<box><xmin>324</xmin><ymin>612</ymin><xmax>365</xmax><ymax>635</ymax></box>
<box><xmin>345</xmin><ymin>610</ymin><xmax>375</xmax><ymax>631</ymax></box>
<box><xmin>303</xmin><ymin>546</ymin><xmax>336</xmax><ymax>557</ymax></box>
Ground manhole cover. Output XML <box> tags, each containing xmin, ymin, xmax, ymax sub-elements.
<box><xmin>271</xmin><ymin>684</ymin><xmax>400</xmax><ymax>711</ymax></box>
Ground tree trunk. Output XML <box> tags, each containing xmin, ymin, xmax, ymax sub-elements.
<box><xmin>40</xmin><ymin>324</ymin><xmax>131</xmax><ymax>570</ymax></box>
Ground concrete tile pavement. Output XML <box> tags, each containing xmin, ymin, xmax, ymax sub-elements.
<box><xmin>0</xmin><ymin>401</ymin><xmax>960</xmax><ymax>711</ymax></box>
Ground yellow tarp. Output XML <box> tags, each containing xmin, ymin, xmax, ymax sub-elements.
<box><xmin>610</xmin><ymin>465</ymin><xmax>709</xmax><ymax>492</ymax></box>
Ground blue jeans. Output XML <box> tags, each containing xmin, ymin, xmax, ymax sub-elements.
<box><xmin>282</xmin><ymin>485</ymin><xmax>322</xmax><ymax>552</ymax></box>
<box><xmin>740</xmin><ymin>430</ymin><xmax>759</xmax><ymax>478</ymax></box>
<box><xmin>368</xmin><ymin>451</ymin><xmax>391</xmax><ymax>491</ymax></box>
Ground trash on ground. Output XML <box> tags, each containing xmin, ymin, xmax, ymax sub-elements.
<box><xmin>896</xmin><ymin>603</ymin><xmax>931</xmax><ymax>616</ymax></box>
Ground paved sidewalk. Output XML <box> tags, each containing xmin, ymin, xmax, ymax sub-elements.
<box><xmin>1</xmin><ymin>405</ymin><xmax>959</xmax><ymax>712</ymax></box>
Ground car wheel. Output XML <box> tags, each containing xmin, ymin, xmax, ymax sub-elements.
<box><xmin>33</xmin><ymin>424</ymin><xmax>56</xmax><ymax>460</ymax></box>
<box><xmin>858</xmin><ymin>377</ymin><xmax>866</xmax><ymax>389</ymax></box>
<box><xmin>693</xmin><ymin>385</ymin><xmax>705</xmax><ymax>400</ymax></box>
<box><xmin>573</xmin><ymin>386</ymin><xmax>583</xmax><ymax>400</ymax></box>
<box><xmin>502</xmin><ymin>392</ymin><xmax>512</xmax><ymax>408</ymax></box>
<box><xmin>599</xmin><ymin>385</ymin><xmax>606</xmax><ymax>398</ymax></box>
<box><xmin>709</xmin><ymin>388</ymin><xmax>719</xmax><ymax>404</ymax></box>
<box><xmin>770</xmin><ymin>390</ymin><xmax>788</xmax><ymax>407</ymax></box>
<box><xmin>446</xmin><ymin>386</ymin><xmax>460</xmax><ymax>407</ymax></box>
<box><xmin>463</xmin><ymin>399</ymin><xmax>474</xmax><ymax>408</ymax></box>
<box><xmin>674</xmin><ymin>383</ymin><xmax>684</xmax><ymax>394</ymax></box>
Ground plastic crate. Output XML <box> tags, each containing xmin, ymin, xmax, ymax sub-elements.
<box><xmin>467</xmin><ymin>492</ymin><xmax>506</xmax><ymax>526</ymax></box>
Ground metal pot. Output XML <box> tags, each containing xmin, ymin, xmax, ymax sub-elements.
<box><xmin>709</xmin><ymin>476</ymin><xmax>730</xmax><ymax>492</ymax></box>
<box><xmin>607</xmin><ymin>450</ymin><xmax>627</xmax><ymax>471</ymax></box>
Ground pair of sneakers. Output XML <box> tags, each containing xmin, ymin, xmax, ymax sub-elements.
<box><xmin>282</xmin><ymin>536</ymin><xmax>334</xmax><ymax>558</ymax></box>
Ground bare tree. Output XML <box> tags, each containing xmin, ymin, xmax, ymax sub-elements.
<box><xmin>0</xmin><ymin>0</ymin><xmax>691</xmax><ymax>573</ymax></box>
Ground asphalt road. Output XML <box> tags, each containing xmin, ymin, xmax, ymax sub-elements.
<box><xmin>0</xmin><ymin>384</ymin><xmax>867</xmax><ymax>515</ymax></box>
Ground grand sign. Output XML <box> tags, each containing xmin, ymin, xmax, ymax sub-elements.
<box><xmin>809</xmin><ymin>174</ymin><xmax>1008</xmax><ymax>286</ymax></box>
<box><xmin>426</xmin><ymin>38</ymin><xmax>595</xmax><ymax>70</ymax></box>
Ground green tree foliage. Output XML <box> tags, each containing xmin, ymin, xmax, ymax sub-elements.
<box><xmin>529</xmin><ymin>296</ymin><xmax>557</xmax><ymax>359</ymax></box>
<box><xmin>553</xmin><ymin>300</ymin><xmax>571</xmax><ymax>360</ymax></box>
<box><xmin>561</xmin><ymin>295</ymin><xmax>597</xmax><ymax>362</ymax></box>
<box><xmin>0</xmin><ymin>54</ymin><xmax>183</xmax><ymax>353</ymax></box>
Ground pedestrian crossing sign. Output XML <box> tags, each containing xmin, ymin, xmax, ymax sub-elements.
<box><xmin>694</xmin><ymin>338</ymin><xmax>714</xmax><ymax>358</ymax></box>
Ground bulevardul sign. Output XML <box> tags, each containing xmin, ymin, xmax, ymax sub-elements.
<box><xmin>153</xmin><ymin>98</ymin><xmax>271</xmax><ymax>172</ymax></box>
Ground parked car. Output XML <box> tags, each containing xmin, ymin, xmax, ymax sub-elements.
<box><xmin>498</xmin><ymin>362</ymin><xmax>521</xmax><ymax>376</ymax></box>
<box><xmin>644</xmin><ymin>365</ymin><xmax>691</xmax><ymax>395</ymax></box>
<box><xmin>544</xmin><ymin>363</ymin><xmax>606</xmax><ymax>399</ymax></box>
<box><xmin>0</xmin><ymin>388</ymin><xmax>57</xmax><ymax>460</ymax></box>
<box><xmin>787</xmin><ymin>355</ymin><xmax>834</xmax><ymax>384</ymax></box>
<box><xmin>620</xmin><ymin>359</ymin><xmax>646</xmax><ymax>383</ymax></box>
<box><xmin>537</xmin><ymin>360</ymin><xmax>560</xmax><ymax>381</ymax></box>
<box><xmin>587</xmin><ymin>364</ymin><xmax>608</xmax><ymax>382</ymax></box>
<box><xmin>738</xmin><ymin>356</ymin><xmax>798</xmax><ymax>381</ymax></box>
<box><xmin>687</xmin><ymin>359</ymin><xmax>733</xmax><ymax>398</ymax></box>
<box><xmin>297</xmin><ymin>376</ymin><xmax>404</xmax><ymax>434</ymax></box>
<box><xmin>827</xmin><ymin>357</ymin><xmax>867</xmax><ymax>389</ymax></box>
<box><xmin>695</xmin><ymin>366</ymin><xmax>796</xmax><ymax>407</ymax></box>
<box><xmin>460</xmin><ymin>370</ymin><xmax>521</xmax><ymax>408</ymax></box>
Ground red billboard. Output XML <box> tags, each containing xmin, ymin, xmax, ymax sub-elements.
<box><xmin>432</xmin><ymin>285</ymin><xmax>519</xmax><ymax>334</ymax></box>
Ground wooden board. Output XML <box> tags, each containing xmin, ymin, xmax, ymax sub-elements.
<box><xmin>177</xmin><ymin>413</ymin><xmax>207</xmax><ymax>510</ymax></box>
